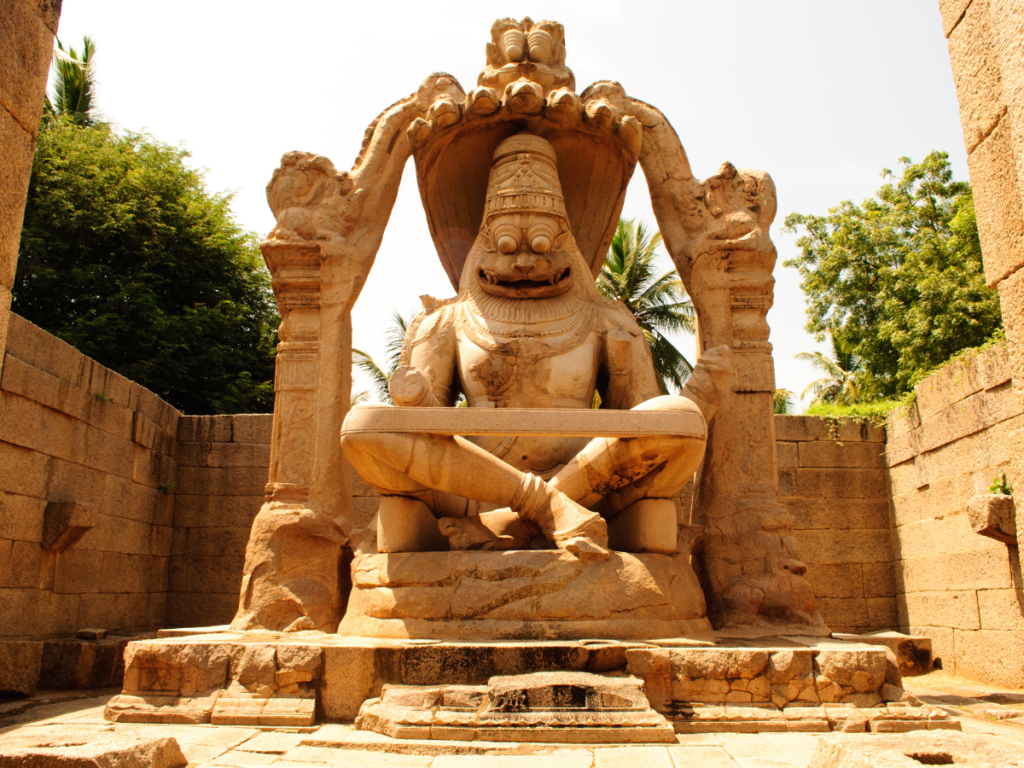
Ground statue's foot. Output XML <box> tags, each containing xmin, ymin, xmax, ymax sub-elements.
<box><xmin>438</xmin><ymin>515</ymin><xmax>530</xmax><ymax>551</ymax></box>
<box><xmin>550</xmin><ymin>493</ymin><xmax>610</xmax><ymax>563</ymax></box>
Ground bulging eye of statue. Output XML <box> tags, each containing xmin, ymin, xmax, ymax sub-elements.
<box><xmin>530</xmin><ymin>234</ymin><xmax>551</xmax><ymax>253</ymax></box>
<box><xmin>497</xmin><ymin>235</ymin><xmax>519</xmax><ymax>254</ymax></box>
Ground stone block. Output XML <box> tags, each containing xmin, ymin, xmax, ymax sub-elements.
<box><xmin>947</xmin><ymin>0</ymin><xmax>1006</xmax><ymax>154</ymax></box>
<box><xmin>168</xmin><ymin>555</ymin><xmax>245</xmax><ymax>594</ymax></box>
<box><xmin>972</xmin><ymin>118</ymin><xmax>1024</xmax><ymax>286</ymax></box>
<box><xmin>776</xmin><ymin>442</ymin><xmax>797</xmax><ymax>468</ymax></box>
<box><xmin>805</xmin><ymin>563</ymin><xmax>864</xmax><ymax>599</ymax></box>
<box><xmin>171</xmin><ymin>495</ymin><xmax>264</xmax><ymax>529</ymax></box>
<box><xmin>175</xmin><ymin>466</ymin><xmax>268</xmax><ymax>497</ymax></box>
<box><xmin>39</xmin><ymin>635</ymin><xmax>133</xmax><ymax>689</ymax></box>
<box><xmin>41</xmin><ymin>500</ymin><xmax>94</xmax><ymax>551</ymax></box>
<box><xmin>896</xmin><ymin>513</ymin><xmax>999</xmax><ymax>561</ymax></box>
<box><xmin>0</xmin><ymin>490</ymin><xmax>44</xmax><ymax>542</ymax></box>
<box><xmin>321</xmin><ymin>645</ymin><xmax>386</xmax><ymax>721</ymax></box>
<box><xmin>977</xmin><ymin>588</ymin><xmax>1024</xmax><ymax>630</ymax></box>
<box><xmin>174</xmin><ymin>442</ymin><xmax>211</xmax><ymax>468</ymax></box>
<box><xmin>798</xmin><ymin>441</ymin><xmax>885</xmax><ymax>469</ymax></box>
<box><xmin>904</xmin><ymin>591</ymin><xmax>980</xmax><ymax>630</ymax></box>
<box><xmin>78</xmin><ymin>591</ymin><xmax>149</xmax><ymax>631</ymax></box>
<box><xmin>4</xmin><ymin>314</ymin><xmax>84</xmax><ymax>383</ymax></box>
<box><xmin>134</xmin><ymin>385</ymin><xmax>180</xmax><ymax>437</ymax></box>
<box><xmin>377</xmin><ymin>496</ymin><xmax>450</xmax><ymax>553</ymax></box>
<box><xmin>0</xmin><ymin>539</ymin><xmax>10</xmax><ymax>585</ymax></box>
<box><xmin>1</xmin><ymin>355</ymin><xmax>135</xmax><ymax>440</ymax></box>
<box><xmin>0</xmin><ymin>587</ymin><xmax>78</xmax><ymax>635</ymax></box>
<box><xmin>0</xmin><ymin>111</ymin><xmax>35</xmax><ymax>289</ymax></box>
<box><xmin>774</xmin><ymin>415</ymin><xmax>830</xmax><ymax>442</ymax></box>
<box><xmin>165</xmin><ymin>591</ymin><xmax>238</xmax><ymax>628</ymax></box>
<box><xmin>781</xmin><ymin>468</ymin><xmax>888</xmax><ymax>499</ymax></box>
<box><xmin>815</xmin><ymin>598</ymin><xmax>869</xmax><ymax>629</ymax></box>
<box><xmin>796</xmin><ymin>528</ymin><xmax>892</xmax><ymax>565</ymax></box>
<box><xmin>898</xmin><ymin>547</ymin><xmax>1012</xmax><ymax>594</ymax></box>
<box><xmin>977</xmin><ymin>341</ymin><xmax>1013</xmax><ymax>389</ymax></box>
<box><xmin>606</xmin><ymin>498</ymin><xmax>677</xmax><ymax>554</ymax></box>
<box><xmin>0</xmin><ymin>0</ymin><xmax>53</xmax><ymax>134</ymax></box>
<box><xmin>207</xmin><ymin>442</ymin><xmax>272</xmax><ymax>468</ymax></box>
<box><xmin>183</xmin><ymin>527</ymin><xmax>251</xmax><ymax>558</ymax></box>
<box><xmin>966</xmin><ymin>493</ymin><xmax>1016</xmax><ymax>543</ymax></box>
<box><xmin>863</xmin><ymin>562</ymin><xmax>897</xmax><ymax>598</ymax></box>
<box><xmin>0</xmin><ymin>640</ymin><xmax>43</xmax><ymax>695</ymax></box>
<box><xmin>177</xmin><ymin>415</ymin><xmax>233</xmax><ymax>443</ymax></box>
<box><xmin>915</xmin><ymin>354</ymin><xmax>983</xmax><ymax>422</ymax></box>
<box><xmin>132</xmin><ymin>444</ymin><xmax>176</xmax><ymax>489</ymax></box>
<box><xmin>3</xmin><ymin>540</ymin><xmax>54</xmax><ymax>589</ymax></box>
<box><xmin>940</xmin><ymin>0</ymin><xmax>976</xmax><ymax>36</ymax></box>
<box><xmin>953</xmin><ymin>628</ymin><xmax>1024</xmax><ymax>688</ymax></box>
<box><xmin>0</xmin><ymin>440</ymin><xmax>50</xmax><ymax>498</ymax></box>
<box><xmin>232</xmin><ymin>414</ymin><xmax>273</xmax><ymax>444</ymax></box>
<box><xmin>866</xmin><ymin>597</ymin><xmax>898</xmax><ymax>629</ymax></box>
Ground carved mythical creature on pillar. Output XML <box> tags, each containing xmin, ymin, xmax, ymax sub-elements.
<box><xmin>234</xmin><ymin>17</ymin><xmax>824</xmax><ymax>637</ymax></box>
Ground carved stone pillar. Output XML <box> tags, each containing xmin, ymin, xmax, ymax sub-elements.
<box><xmin>232</xmin><ymin>242</ymin><xmax>347</xmax><ymax>633</ymax></box>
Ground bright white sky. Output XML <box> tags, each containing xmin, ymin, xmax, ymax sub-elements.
<box><xmin>52</xmin><ymin>0</ymin><xmax>968</xmax><ymax>410</ymax></box>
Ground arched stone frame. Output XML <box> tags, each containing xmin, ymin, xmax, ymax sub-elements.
<box><xmin>236</xmin><ymin>65</ymin><xmax>822</xmax><ymax>634</ymax></box>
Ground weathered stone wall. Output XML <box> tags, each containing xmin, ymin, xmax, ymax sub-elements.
<box><xmin>887</xmin><ymin>340</ymin><xmax>1024</xmax><ymax>686</ymax></box>
<box><xmin>0</xmin><ymin>0</ymin><xmax>60</xmax><ymax>383</ymax></box>
<box><xmin>168</xmin><ymin>415</ymin><xmax>270</xmax><ymax>628</ymax></box>
<box><xmin>775</xmin><ymin>415</ymin><xmax>896</xmax><ymax>634</ymax></box>
<box><xmin>0</xmin><ymin>314</ymin><xmax>179</xmax><ymax>637</ymax></box>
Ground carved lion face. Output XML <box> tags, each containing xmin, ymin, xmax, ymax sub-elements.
<box><xmin>476</xmin><ymin>212</ymin><xmax>574</xmax><ymax>298</ymax></box>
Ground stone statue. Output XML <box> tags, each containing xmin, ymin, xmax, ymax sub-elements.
<box><xmin>341</xmin><ymin>133</ymin><xmax>733</xmax><ymax>564</ymax></box>
<box><xmin>234</xmin><ymin>17</ymin><xmax>822</xmax><ymax>637</ymax></box>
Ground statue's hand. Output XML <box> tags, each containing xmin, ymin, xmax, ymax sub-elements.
<box><xmin>389</xmin><ymin>366</ymin><xmax>436</xmax><ymax>407</ymax></box>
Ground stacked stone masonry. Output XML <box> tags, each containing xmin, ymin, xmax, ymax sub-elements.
<box><xmin>0</xmin><ymin>314</ymin><xmax>179</xmax><ymax>639</ymax></box>
<box><xmin>169</xmin><ymin>414</ymin><xmax>271</xmax><ymax>627</ymax></box>
<box><xmin>776</xmin><ymin>415</ymin><xmax>896</xmax><ymax>635</ymax></box>
<box><xmin>0</xmin><ymin>0</ymin><xmax>61</xmax><ymax>381</ymax></box>
<box><xmin>886</xmin><ymin>341</ymin><xmax>1024</xmax><ymax>687</ymax></box>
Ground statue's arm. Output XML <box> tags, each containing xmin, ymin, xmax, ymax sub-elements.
<box><xmin>388</xmin><ymin>308</ymin><xmax>457</xmax><ymax>407</ymax></box>
<box><xmin>600</xmin><ymin>307</ymin><xmax>662</xmax><ymax>410</ymax></box>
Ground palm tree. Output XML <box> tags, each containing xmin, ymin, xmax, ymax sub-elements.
<box><xmin>352</xmin><ymin>310</ymin><xmax>412</xmax><ymax>403</ymax></box>
<box><xmin>774</xmin><ymin>389</ymin><xmax>796</xmax><ymax>414</ymax></box>
<box><xmin>42</xmin><ymin>36</ymin><xmax>102</xmax><ymax>128</ymax></box>
<box><xmin>597</xmin><ymin>218</ymin><xmax>696</xmax><ymax>394</ymax></box>
<box><xmin>796</xmin><ymin>332</ymin><xmax>864</xmax><ymax>406</ymax></box>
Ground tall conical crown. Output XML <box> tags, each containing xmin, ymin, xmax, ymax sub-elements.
<box><xmin>485</xmin><ymin>134</ymin><xmax>569</xmax><ymax>223</ymax></box>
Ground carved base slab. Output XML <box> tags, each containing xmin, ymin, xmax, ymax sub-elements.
<box><xmin>340</xmin><ymin>550</ymin><xmax>711</xmax><ymax>640</ymax></box>
<box><xmin>356</xmin><ymin>672</ymin><xmax>676</xmax><ymax>743</ymax></box>
<box><xmin>102</xmin><ymin>630</ymin><xmax>956</xmax><ymax>735</ymax></box>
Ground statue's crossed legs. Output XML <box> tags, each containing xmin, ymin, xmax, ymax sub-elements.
<box><xmin>340</xmin><ymin>395</ymin><xmax>707</xmax><ymax>562</ymax></box>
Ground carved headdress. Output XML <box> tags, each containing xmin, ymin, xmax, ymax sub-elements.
<box><xmin>484</xmin><ymin>134</ymin><xmax>569</xmax><ymax>224</ymax></box>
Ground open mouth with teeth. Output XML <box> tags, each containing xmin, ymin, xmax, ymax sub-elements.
<box><xmin>478</xmin><ymin>267</ymin><xmax>572</xmax><ymax>297</ymax></box>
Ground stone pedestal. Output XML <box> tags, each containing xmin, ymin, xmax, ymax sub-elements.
<box><xmin>103</xmin><ymin>630</ymin><xmax>956</xmax><ymax>737</ymax></box>
<box><xmin>339</xmin><ymin>550</ymin><xmax>710</xmax><ymax>640</ymax></box>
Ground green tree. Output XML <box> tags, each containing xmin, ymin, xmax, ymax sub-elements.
<box><xmin>774</xmin><ymin>388</ymin><xmax>795</xmax><ymax>414</ymax></box>
<box><xmin>14</xmin><ymin>121</ymin><xmax>279</xmax><ymax>414</ymax></box>
<box><xmin>784</xmin><ymin>151</ymin><xmax>1001</xmax><ymax>396</ymax></box>
<box><xmin>43</xmin><ymin>36</ymin><xmax>102</xmax><ymax>128</ymax></box>
<box><xmin>598</xmin><ymin>218</ymin><xmax>696</xmax><ymax>393</ymax></box>
<box><xmin>796</xmin><ymin>332</ymin><xmax>865</xmax><ymax>406</ymax></box>
<box><xmin>352</xmin><ymin>310</ymin><xmax>413</xmax><ymax>404</ymax></box>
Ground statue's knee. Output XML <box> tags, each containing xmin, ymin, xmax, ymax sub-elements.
<box><xmin>340</xmin><ymin>430</ymin><xmax>381</xmax><ymax>461</ymax></box>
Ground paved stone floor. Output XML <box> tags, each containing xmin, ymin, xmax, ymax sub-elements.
<box><xmin>1</xmin><ymin>672</ymin><xmax>1023</xmax><ymax>767</ymax></box>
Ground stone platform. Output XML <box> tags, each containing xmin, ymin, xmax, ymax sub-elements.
<box><xmin>101</xmin><ymin>630</ymin><xmax>959</xmax><ymax>738</ymax></box>
<box><xmin>340</xmin><ymin>549</ymin><xmax>711</xmax><ymax>640</ymax></box>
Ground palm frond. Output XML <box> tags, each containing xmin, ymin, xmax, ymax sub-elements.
<box><xmin>352</xmin><ymin>348</ymin><xmax>390</xmax><ymax>403</ymax></box>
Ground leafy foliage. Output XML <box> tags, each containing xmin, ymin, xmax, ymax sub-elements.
<box><xmin>796</xmin><ymin>331</ymin><xmax>865</xmax><ymax>405</ymax></box>
<box><xmin>989</xmin><ymin>472</ymin><xmax>1013</xmax><ymax>496</ymax></box>
<box><xmin>804</xmin><ymin>399</ymin><xmax>906</xmax><ymax>422</ymax></box>
<box><xmin>14</xmin><ymin>121</ymin><xmax>278</xmax><ymax>414</ymax></box>
<box><xmin>353</xmin><ymin>310</ymin><xmax>414</xmax><ymax>404</ymax></box>
<box><xmin>774</xmin><ymin>389</ymin><xmax>795</xmax><ymax>414</ymax></box>
<box><xmin>784</xmin><ymin>152</ymin><xmax>1001</xmax><ymax>397</ymax></box>
<box><xmin>598</xmin><ymin>219</ymin><xmax>696</xmax><ymax>393</ymax></box>
<box><xmin>42</xmin><ymin>36</ymin><xmax>102</xmax><ymax>128</ymax></box>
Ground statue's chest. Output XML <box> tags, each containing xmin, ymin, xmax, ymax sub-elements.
<box><xmin>455</xmin><ymin>327</ymin><xmax>600</xmax><ymax>406</ymax></box>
